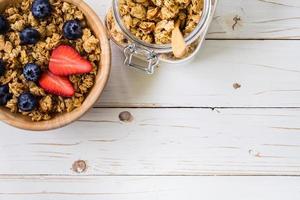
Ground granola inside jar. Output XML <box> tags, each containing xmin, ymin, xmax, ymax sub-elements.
<box><xmin>105</xmin><ymin>0</ymin><xmax>214</xmax><ymax>74</ymax></box>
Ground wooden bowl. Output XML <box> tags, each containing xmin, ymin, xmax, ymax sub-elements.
<box><xmin>0</xmin><ymin>0</ymin><xmax>111</xmax><ymax>131</ymax></box>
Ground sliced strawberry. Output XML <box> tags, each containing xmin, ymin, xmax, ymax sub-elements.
<box><xmin>49</xmin><ymin>45</ymin><xmax>93</xmax><ymax>76</ymax></box>
<box><xmin>39</xmin><ymin>71</ymin><xmax>75</xmax><ymax>97</ymax></box>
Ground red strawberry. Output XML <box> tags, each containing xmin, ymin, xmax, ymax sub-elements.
<box><xmin>49</xmin><ymin>45</ymin><xmax>92</xmax><ymax>76</ymax></box>
<box><xmin>39</xmin><ymin>71</ymin><xmax>75</xmax><ymax>97</ymax></box>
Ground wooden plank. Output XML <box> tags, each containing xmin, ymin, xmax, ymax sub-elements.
<box><xmin>85</xmin><ymin>0</ymin><xmax>300</xmax><ymax>39</ymax></box>
<box><xmin>0</xmin><ymin>176</ymin><xmax>299</xmax><ymax>200</ymax></box>
<box><xmin>1</xmin><ymin>108</ymin><xmax>300</xmax><ymax>175</ymax></box>
<box><xmin>96</xmin><ymin>41</ymin><xmax>300</xmax><ymax>107</ymax></box>
<box><xmin>208</xmin><ymin>0</ymin><xmax>300</xmax><ymax>39</ymax></box>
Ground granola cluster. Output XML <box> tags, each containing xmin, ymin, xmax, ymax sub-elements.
<box><xmin>0</xmin><ymin>0</ymin><xmax>101</xmax><ymax>121</ymax></box>
<box><xmin>118</xmin><ymin>0</ymin><xmax>204</xmax><ymax>44</ymax></box>
<box><xmin>106</xmin><ymin>9</ymin><xmax>128</xmax><ymax>45</ymax></box>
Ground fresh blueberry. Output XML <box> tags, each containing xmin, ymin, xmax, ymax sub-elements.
<box><xmin>0</xmin><ymin>60</ymin><xmax>5</xmax><ymax>76</ymax></box>
<box><xmin>0</xmin><ymin>15</ymin><xmax>9</xmax><ymax>34</ymax></box>
<box><xmin>0</xmin><ymin>93</ymin><xmax>12</xmax><ymax>106</ymax></box>
<box><xmin>20</xmin><ymin>28</ymin><xmax>40</xmax><ymax>45</ymax></box>
<box><xmin>23</xmin><ymin>63</ymin><xmax>41</xmax><ymax>82</ymax></box>
<box><xmin>0</xmin><ymin>84</ymin><xmax>9</xmax><ymax>94</ymax></box>
<box><xmin>18</xmin><ymin>92</ymin><xmax>37</xmax><ymax>112</ymax></box>
<box><xmin>0</xmin><ymin>84</ymin><xmax>12</xmax><ymax>106</ymax></box>
<box><xmin>31</xmin><ymin>0</ymin><xmax>52</xmax><ymax>19</ymax></box>
<box><xmin>63</xmin><ymin>20</ymin><xmax>83</xmax><ymax>40</ymax></box>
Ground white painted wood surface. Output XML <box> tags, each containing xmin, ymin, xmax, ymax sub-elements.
<box><xmin>98</xmin><ymin>41</ymin><xmax>300</xmax><ymax>107</ymax></box>
<box><xmin>0</xmin><ymin>176</ymin><xmax>299</xmax><ymax>200</ymax></box>
<box><xmin>1</xmin><ymin>108</ymin><xmax>300</xmax><ymax>175</ymax></box>
<box><xmin>208</xmin><ymin>0</ymin><xmax>300</xmax><ymax>39</ymax></box>
<box><xmin>1</xmin><ymin>0</ymin><xmax>300</xmax><ymax>199</ymax></box>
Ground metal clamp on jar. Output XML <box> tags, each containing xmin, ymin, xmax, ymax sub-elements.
<box><xmin>106</xmin><ymin>0</ymin><xmax>218</xmax><ymax>74</ymax></box>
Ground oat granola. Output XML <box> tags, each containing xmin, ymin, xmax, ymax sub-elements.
<box><xmin>0</xmin><ymin>0</ymin><xmax>101</xmax><ymax>121</ymax></box>
<box><xmin>118</xmin><ymin>0</ymin><xmax>204</xmax><ymax>44</ymax></box>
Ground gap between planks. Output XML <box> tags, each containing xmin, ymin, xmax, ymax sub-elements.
<box><xmin>92</xmin><ymin>106</ymin><xmax>300</xmax><ymax>109</ymax></box>
<box><xmin>206</xmin><ymin>38</ymin><xmax>300</xmax><ymax>41</ymax></box>
<box><xmin>1</xmin><ymin>174</ymin><xmax>300</xmax><ymax>177</ymax></box>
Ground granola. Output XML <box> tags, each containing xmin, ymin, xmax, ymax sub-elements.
<box><xmin>106</xmin><ymin>9</ymin><xmax>128</xmax><ymax>45</ymax></box>
<box><xmin>119</xmin><ymin>0</ymin><xmax>204</xmax><ymax>44</ymax></box>
<box><xmin>0</xmin><ymin>0</ymin><xmax>101</xmax><ymax>121</ymax></box>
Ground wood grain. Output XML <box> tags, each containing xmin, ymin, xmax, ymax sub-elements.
<box><xmin>0</xmin><ymin>176</ymin><xmax>299</xmax><ymax>200</ymax></box>
<box><xmin>85</xmin><ymin>0</ymin><xmax>300</xmax><ymax>39</ymax></box>
<box><xmin>96</xmin><ymin>41</ymin><xmax>300</xmax><ymax>108</ymax></box>
<box><xmin>1</xmin><ymin>108</ymin><xmax>300</xmax><ymax>175</ymax></box>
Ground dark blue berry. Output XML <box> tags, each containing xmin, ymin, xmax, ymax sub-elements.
<box><xmin>23</xmin><ymin>63</ymin><xmax>41</xmax><ymax>82</ymax></box>
<box><xmin>0</xmin><ymin>60</ymin><xmax>5</xmax><ymax>76</ymax></box>
<box><xmin>63</xmin><ymin>20</ymin><xmax>83</xmax><ymax>40</ymax></box>
<box><xmin>20</xmin><ymin>28</ymin><xmax>40</xmax><ymax>45</ymax></box>
<box><xmin>0</xmin><ymin>85</ymin><xmax>12</xmax><ymax>106</ymax></box>
<box><xmin>0</xmin><ymin>15</ymin><xmax>9</xmax><ymax>34</ymax></box>
<box><xmin>0</xmin><ymin>93</ymin><xmax>12</xmax><ymax>106</ymax></box>
<box><xmin>31</xmin><ymin>0</ymin><xmax>52</xmax><ymax>19</ymax></box>
<box><xmin>18</xmin><ymin>92</ymin><xmax>37</xmax><ymax>112</ymax></box>
<box><xmin>0</xmin><ymin>84</ymin><xmax>9</xmax><ymax>94</ymax></box>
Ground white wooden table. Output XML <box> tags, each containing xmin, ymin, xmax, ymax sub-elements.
<box><xmin>1</xmin><ymin>0</ymin><xmax>300</xmax><ymax>199</ymax></box>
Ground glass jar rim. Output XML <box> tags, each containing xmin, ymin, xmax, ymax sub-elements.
<box><xmin>112</xmin><ymin>0</ymin><xmax>212</xmax><ymax>53</ymax></box>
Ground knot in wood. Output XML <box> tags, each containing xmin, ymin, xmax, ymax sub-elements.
<box><xmin>72</xmin><ymin>160</ymin><xmax>87</xmax><ymax>173</ymax></box>
<box><xmin>233</xmin><ymin>83</ymin><xmax>241</xmax><ymax>89</ymax></box>
<box><xmin>119</xmin><ymin>111</ymin><xmax>134</xmax><ymax>123</ymax></box>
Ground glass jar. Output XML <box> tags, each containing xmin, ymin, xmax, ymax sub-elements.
<box><xmin>105</xmin><ymin>0</ymin><xmax>218</xmax><ymax>74</ymax></box>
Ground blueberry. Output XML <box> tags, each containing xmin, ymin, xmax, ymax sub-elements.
<box><xmin>18</xmin><ymin>92</ymin><xmax>37</xmax><ymax>112</ymax></box>
<box><xmin>0</xmin><ymin>84</ymin><xmax>9</xmax><ymax>94</ymax></box>
<box><xmin>0</xmin><ymin>60</ymin><xmax>5</xmax><ymax>76</ymax></box>
<box><xmin>63</xmin><ymin>20</ymin><xmax>83</xmax><ymax>40</ymax></box>
<box><xmin>0</xmin><ymin>84</ymin><xmax>12</xmax><ymax>106</ymax></box>
<box><xmin>0</xmin><ymin>15</ymin><xmax>9</xmax><ymax>34</ymax></box>
<box><xmin>20</xmin><ymin>28</ymin><xmax>40</xmax><ymax>45</ymax></box>
<box><xmin>0</xmin><ymin>93</ymin><xmax>12</xmax><ymax>106</ymax></box>
<box><xmin>23</xmin><ymin>63</ymin><xmax>41</xmax><ymax>82</ymax></box>
<box><xmin>31</xmin><ymin>0</ymin><xmax>52</xmax><ymax>19</ymax></box>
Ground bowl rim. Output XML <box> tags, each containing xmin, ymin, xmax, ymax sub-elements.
<box><xmin>0</xmin><ymin>0</ymin><xmax>111</xmax><ymax>131</ymax></box>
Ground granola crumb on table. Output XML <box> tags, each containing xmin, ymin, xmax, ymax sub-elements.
<box><xmin>0</xmin><ymin>0</ymin><xmax>101</xmax><ymax>121</ymax></box>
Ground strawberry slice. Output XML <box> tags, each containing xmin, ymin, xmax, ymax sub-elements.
<box><xmin>39</xmin><ymin>71</ymin><xmax>75</xmax><ymax>97</ymax></box>
<box><xmin>49</xmin><ymin>45</ymin><xmax>92</xmax><ymax>76</ymax></box>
